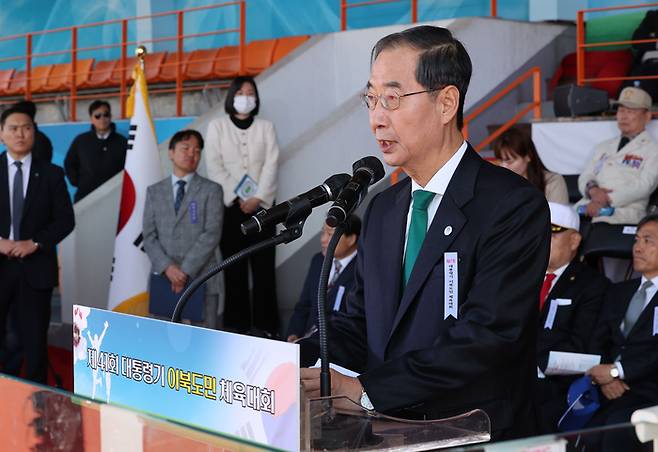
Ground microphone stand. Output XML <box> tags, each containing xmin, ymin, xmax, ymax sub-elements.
<box><xmin>171</xmin><ymin>198</ymin><xmax>313</xmax><ymax>323</ymax></box>
<box><xmin>316</xmin><ymin>222</ymin><xmax>346</xmax><ymax>397</ymax></box>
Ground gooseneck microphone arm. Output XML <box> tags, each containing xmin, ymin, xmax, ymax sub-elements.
<box><xmin>171</xmin><ymin>198</ymin><xmax>313</xmax><ymax>323</ymax></box>
<box><xmin>317</xmin><ymin>222</ymin><xmax>346</xmax><ymax>398</ymax></box>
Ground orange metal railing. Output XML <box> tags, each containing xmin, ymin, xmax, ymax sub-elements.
<box><xmin>0</xmin><ymin>1</ymin><xmax>245</xmax><ymax>120</ymax></box>
<box><xmin>576</xmin><ymin>2</ymin><xmax>658</xmax><ymax>87</ymax></box>
<box><xmin>340</xmin><ymin>0</ymin><xmax>497</xmax><ymax>31</ymax></box>
<box><xmin>390</xmin><ymin>66</ymin><xmax>541</xmax><ymax>184</ymax></box>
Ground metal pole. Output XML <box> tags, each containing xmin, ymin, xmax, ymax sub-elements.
<box><xmin>341</xmin><ymin>0</ymin><xmax>347</xmax><ymax>31</ymax></box>
<box><xmin>176</xmin><ymin>11</ymin><xmax>184</xmax><ymax>117</ymax></box>
<box><xmin>239</xmin><ymin>0</ymin><xmax>246</xmax><ymax>75</ymax></box>
<box><xmin>120</xmin><ymin>19</ymin><xmax>128</xmax><ymax>119</ymax></box>
<box><xmin>576</xmin><ymin>10</ymin><xmax>585</xmax><ymax>86</ymax></box>
<box><xmin>25</xmin><ymin>34</ymin><xmax>32</xmax><ymax>100</ymax></box>
<box><xmin>71</xmin><ymin>27</ymin><xmax>78</xmax><ymax>121</ymax></box>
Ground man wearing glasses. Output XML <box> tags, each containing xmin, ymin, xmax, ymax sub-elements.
<box><xmin>300</xmin><ymin>25</ymin><xmax>551</xmax><ymax>441</ymax></box>
<box><xmin>64</xmin><ymin>100</ymin><xmax>127</xmax><ymax>202</ymax></box>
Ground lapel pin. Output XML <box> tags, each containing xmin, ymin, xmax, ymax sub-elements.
<box><xmin>444</xmin><ymin>225</ymin><xmax>452</xmax><ymax>236</ymax></box>
<box><xmin>570</xmin><ymin>276</ymin><xmax>575</xmax><ymax>281</ymax></box>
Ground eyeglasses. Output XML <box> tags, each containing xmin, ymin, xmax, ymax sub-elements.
<box><xmin>93</xmin><ymin>112</ymin><xmax>111</xmax><ymax>119</ymax></box>
<box><xmin>362</xmin><ymin>87</ymin><xmax>444</xmax><ymax>111</ymax></box>
<box><xmin>551</xmin><ymin>224</ymin><xmax>568</xmax><ymax>233</ymax></box>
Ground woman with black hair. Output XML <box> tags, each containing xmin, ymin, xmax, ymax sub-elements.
<box><xmin>205</xmin><ymin>76</ymin><xmax>280</xmax><ymax>336</ymax></box>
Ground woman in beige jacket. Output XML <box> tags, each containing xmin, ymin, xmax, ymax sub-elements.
<box><xmin>205</xmin><ymin>76</ymin><xmax>280</xmax><ymax>335</ymax></box>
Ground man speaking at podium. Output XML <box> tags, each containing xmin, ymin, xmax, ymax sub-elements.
<box><xmin>300</xmin><ymin>25</ymin><xmax>551</xmax><ymax>441</ymax></box>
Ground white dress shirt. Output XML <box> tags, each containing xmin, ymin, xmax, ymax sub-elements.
<box><xmin>6</xmin><ymin>153</ymin><xmax>32</xmax><ymax>240</ymax></box>
<box><xmin>616</xmin><ymin>274</ymin><xmax>658</xmax><ymax>378</ymax></box>
<box><xmin>404</xmin><ymin>140</ymin><xmax>468</xmax><ymax>252</ymax></box>
<box><xmin>546</xmin><ymin>263</ymin><xmax>569</xmax><ymax>292</ymax></box>
<box><xmin>171</xmin><ymin>173</ymin><xmax>195</xmax><ymax>200</ymax></box>
<box><xmin>328</xmin><ymin>249</ymin><xmax>357</xmax><ymax>284</ymax></box>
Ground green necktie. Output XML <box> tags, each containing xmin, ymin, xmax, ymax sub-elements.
<box><xmin>403</xmin><ymin>189</ymin><xmax>435</xmax><ymax>287</ymax></box>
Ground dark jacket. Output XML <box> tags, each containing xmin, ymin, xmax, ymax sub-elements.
<box><xmin>286</xmin><ymin>252</ymin><xmax>357</xmax><ymax>338</ymax></box>
<box><xmin>0</xmin><ymin>152</ymin><xmax>75</xmax><ymax>288</ymax></box>
<box><xmin>33</xmin><ymin>128</ymin><xmax>53</xmax><ymax>163</ymax></box>
<box><xmin>589</xmin><ymin>278</ymin><xmax>658</xmax><ymax>404</ymax></box>
<box><xmin>300</xmin><ymin>145</ymin><xmax>551</xmax><ymax>440</ymax></box>
<box><xmin>64</xmin><ymin>123</ymin><xmax>127</xmax><ymax>202</ymax></box>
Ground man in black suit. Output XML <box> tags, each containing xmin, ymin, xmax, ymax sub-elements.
<box><xmin>286</xmin><ymin>214</ymin><xmax>360</xmax><ymax>342</ymax></box>
<box><xmin>0</xmin><ymin>106</ymin><xmax>75</xmax><ymax>383</ymax></box>
<box><xmin>300</xmin><ymin>25</ymin><xmax>551</xmax><ymax>441</ymax></box>
<box><xmin>584</xmin><ymin>213</ymin><xmax>658</xmax><ymax>451</ymax></box>
<box><xmin>536</xmin><ymin>202</ymin><xmax>609</xmax><ymax>433</ymax></box>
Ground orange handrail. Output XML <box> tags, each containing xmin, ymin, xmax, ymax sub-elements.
<box><xmin>576</xmin><ymin>2</ymin><xmax>658</xmax><ymax>87</ymax></box>
<box><xmin>390</xmin><ymin>66</ymin><xmax>541</xmax><ymax>185</ymax></box>
<box><xmin>340</xmin><ymin>0</ymin><xmax>498</xmax><ymax>31</ymax></box>
<box><xmin>0</xmin><ymin>0</ymin><xmax>244</xmax><ymax>120</ymax></box>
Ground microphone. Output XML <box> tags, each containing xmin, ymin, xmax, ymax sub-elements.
<box><xmin>326</xmin><ymin>156</ymin><xmax>385</xmax><ymax>227</ymax></box>
<box><xmin>241</xmin><ymin>173</ymin><xmax>351</xmax><ymax>236</ymax></box>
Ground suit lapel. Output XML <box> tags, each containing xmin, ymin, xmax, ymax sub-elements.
<box><xmin>0</xmin><ymin>153</ymin><xmax>9</xmax><ymax>237</ymax></box>
<box><xmin>387</xmin><ymin>146</ymin><xmax>480</xmax><ymax>343</ymax></box>
<box><xmin>614</xmin><ymin>280</ymin><xmax>641</xmax><ymax>340</ymax></box>
<box><xmin>21</xmin><ymin>157</ymin><xmax>42</xmax><ymax>221</ymax></box>
<box><xmin>379</xmin><ymin>179</ymin><xmax>411</xmax><ymax>339</ymax></box>
<box><xmin>627</xmin><ymin>282</ymin><xmax>658</xmax><ymax>338</ymax></box>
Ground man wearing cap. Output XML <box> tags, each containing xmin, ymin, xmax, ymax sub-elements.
<box><xmin>536</xmin><ymin>202</ymin><xmax>609</xmax><ymax>433</ymax></box>
<box><xmin>584</xmin><ymin>213</ymin><xmax>658</xmax><ymax>451</ymax></box>
<box><xmin>577</xmin><ymin>86</ymin><xmax>658</xmax><ymax>224</ymax></box>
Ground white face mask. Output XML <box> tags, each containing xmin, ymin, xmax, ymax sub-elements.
<box><xmin>233</xmin><ymin>95</ymin><xmax>257</xmax><ymax>115</ymax></box>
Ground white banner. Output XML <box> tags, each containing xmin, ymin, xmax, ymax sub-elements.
<box><xmin>107</xmin><ymin>63</ymin><xmax>163</xmax><ymax>313</ymax></box>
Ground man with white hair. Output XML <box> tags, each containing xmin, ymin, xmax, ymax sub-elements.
<box><xmin>536</xmin><ymin>202</ymin><xmax>609</xmax><ymax>432</ymax></box>
<box><xmin>577</xmin><ymin>86</ymin><xmax>658</xmax><ymax>224</ymax></box>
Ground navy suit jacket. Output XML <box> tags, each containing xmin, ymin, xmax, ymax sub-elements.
<box><xmin>300</xmin><ymin>145</ymin><xmax>551</xmax><ymax>439</ymax></box>
<box><xmin>537</xmin><ymin>261</ymin><xmax>609</xmax><ymax>371</ymax></box>
<box><xmin>589</xmin><ymin>278</ymin><xmax>658</xmax><ymax>404</ymax></box>
<box><xmin>286</xmin><ymin>252</ymin><xmax>356</xmax><ymax>338</ymax></box>
<box><xmin>0</xmin><ymin>152</ymin><xmax>75</xmax><ymax>288</ymax></box>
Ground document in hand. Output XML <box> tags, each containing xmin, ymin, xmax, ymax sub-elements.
<box><xmin>544</xmin><ymin>351</ymin><xmax>601</xmax><ymax>376</ymax></box>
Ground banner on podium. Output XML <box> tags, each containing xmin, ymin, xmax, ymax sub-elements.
<box><xmin>73</xmin><ymin>306</ymin><xmax>299</xmax><ymax>451</ymax></box>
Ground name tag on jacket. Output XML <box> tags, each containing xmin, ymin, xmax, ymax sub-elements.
<box><xmin>444</xmin><ymin>252</ymin><xmax>458</xmax><ymax>319</ymax></box>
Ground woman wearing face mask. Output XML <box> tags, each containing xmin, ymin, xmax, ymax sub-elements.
<box><xmin>205</xmin><ymin>76</ymin><xmax>280</xmax><ymax>336</ymax></box>
<box><xmin>493</xmin><ymin>126</ymin><xmax>569</xmax><ymax>204</ymax></box>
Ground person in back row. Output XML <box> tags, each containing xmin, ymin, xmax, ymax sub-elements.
<box><xmin>286</xmin><ymin>215</ymin><xmax>360</xmax><ymax>342</ymax></box>
<box><xmin>493</xmin><ymin>126</ymin><xmax>569</xmax><ymax>204</ymax></box>
<box><xmin>577</xmin><ymin>87</ymin><xmax>658</xmax><ymax>223</ymax></box>
<box><xmin>64</xmin><ymin>100</ymin><xmax>127</xmax><ymax>203</ymax></box>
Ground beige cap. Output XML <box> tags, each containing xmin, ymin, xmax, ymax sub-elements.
<box><xmin>549</xmin><ymin>202</ymin><xmax>580</xmax><ymax>231</ymax></box>
<box><xmin>612</xmin><ymin>86</ymin><xmax>652</xmax><ymax>110</ymax></box>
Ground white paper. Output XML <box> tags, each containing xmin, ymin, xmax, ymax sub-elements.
<box><xmin>544</xmin><ymin>298</ymin><xmax>572</xmax><ymax>330</ymax></box>
<box><xmin>653</xmin><ymin>307</ymin><xmax>658</xmax><ymax>336</ymax></box>
<box><xmin>623</xmin><ymin>226</ymin><xmax>638</xmax><ymax>235</ymax></box>
<box><xmin>312</xmin><ymin>359</ymin><xmax>359</xmax><ymax>378</ymax></box>
<box><xmin>333</xmin><ymin>285</ymin><xmax>345</xmax><ymax>311</ymax></box>
<box><xmin>444</xmin><ymin>252</ymin><xmax>458</xmax><ymax>319</ymax></box>
<box><xmin>544</xmin><ymin>351</ymin><xmax>601</xmax><ymax>376</ymax></box>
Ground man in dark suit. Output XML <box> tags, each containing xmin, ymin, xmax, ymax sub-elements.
<box><xmin>300</xmin><ymin>26</ymin><xmax>551</xmax><ymax>441</ymax></box>
<box><xmin>536</xmin><ymin>202</ymin><xmax>609</xmax><ymax>432</ymax></box>
<box><xmin>286</xmin><ymin>214</ymin><xmax>360</xmax><ymax>342</ymax></box>
<box><xmin>583</xmin><ymin>213</ymin><xmax>658</xmax><ymax>451</ymax></box>
<box><xmin>0</xmin><ymin>106</ymin><xmax>75</xmax><ymax>383</ymax></box>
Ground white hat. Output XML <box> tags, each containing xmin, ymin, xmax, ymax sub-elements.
<box><xmin>612</xmin><ymin>86</ymin><xmax>652</xmax><ymax>110</ymax></box>
<box><xmin>549</xmin><ymin>202</ymin><xmax>580</xmax><ymax>232</ymax></box>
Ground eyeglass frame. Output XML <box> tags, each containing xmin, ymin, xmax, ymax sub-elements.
<box><xmin>362</xmin><ymin>85</ymin><xmax>446</xmax><ymax>111</ymax></box>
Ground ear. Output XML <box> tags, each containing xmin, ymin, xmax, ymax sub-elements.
<box><xmin>570</xmin><ymin>231</ymin><xmax>582</xmax><ymax>252</ymax></box>
<box><xmin>344</xmin><ymin>233</ymin><xmax>357</xmax><ymax>249</ymax></box>
<box><xmin>438</xmin><ymin>85</ymin><xmax>460</xmax><ymax>126</ymax></box>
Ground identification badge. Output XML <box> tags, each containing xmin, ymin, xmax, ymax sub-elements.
<box><xmin>653</xmin><ymin>307</ymin><xmax>658</xmax><ymax>336</ymax></box>
<box><xmin>545</xmin><ymin>298</ymin><xmax>572</xmax><ymax>330</ymax></box>
<box><xmin>189</xmin><ymin>201</ymin><xmax>198</xmax><ymax>224</ymax></box>
<box><xmin>444</xmin><ymin>252</ymin><xmax>458</xmax><ymax>319</ymax></box>
<box><xmin>333</xmin><ymin>286</ymin><xmax>345</xmax><ymax>311</ymax></box>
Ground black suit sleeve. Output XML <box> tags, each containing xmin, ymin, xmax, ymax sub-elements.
<box><xmin>287</xmin><ymin>254</ymin><xmax>320</xmax><ymax>338</ymax></box>
<box><xmin>33</xmin><ymin>166</ymin><xmax>75</xmax><ymax>247</ymax></box>
<box><xmin>588</xmin><ymin>288</ymin><xmax>618</xmax><ymax>358</ymax></box>
<box><xmin>358</xmin><ymin>186</ymin><xmax>550</xmax><ymax>412</ymax></box>
<box><xmin>64</xmin><ymin>137</ymin><xmax>80</xmax><ymax>187</ymax></box>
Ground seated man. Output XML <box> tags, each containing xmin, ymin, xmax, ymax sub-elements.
<box><xmin>143</xmin><ymin>130</ymin><xmax>224</xmax><ymax>329</ymax></box>
<box><xmin>576</xmin><ymin>87</ymin><xmax>658</xmax><ymax>224</ymax></box>
<box><xmin>286</xmin><ymin>214</ymin><xmax>360</xmax><ymax>342</ymax></box>
<box><xmin>584</xmin><ymin>213</ymin><xmax>658</xmax><ymax>452</ymax></box>
<box><xmin>536</xmin><ymin>202</ymin><xmax>609</xmax><ymax>433</ymax></box>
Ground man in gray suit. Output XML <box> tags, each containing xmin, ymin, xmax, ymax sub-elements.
<box><xmin>143</xmin><ymin>129</ymin><xmax>224</xmax><ymax>328</ymax></box>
